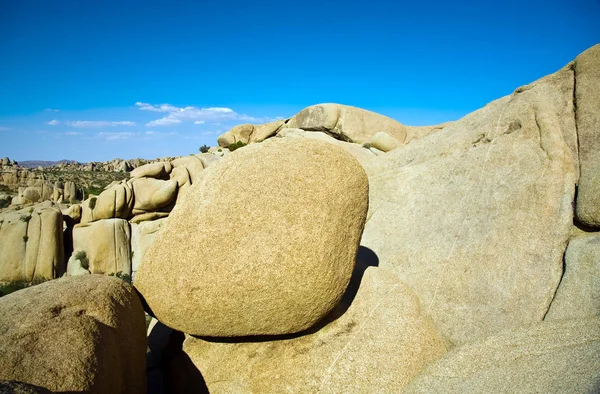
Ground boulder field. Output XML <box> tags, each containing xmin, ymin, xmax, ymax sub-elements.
<box><xmin>0</xmin><ymin>44</ymin><xmax>599</xmax><ymax>393</ymax></box>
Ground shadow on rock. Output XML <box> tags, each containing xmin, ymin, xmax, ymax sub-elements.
<box><xmin>147</xmin><ymin>321</ymin><xmax>209</xmax><ymax>394</ymax></box>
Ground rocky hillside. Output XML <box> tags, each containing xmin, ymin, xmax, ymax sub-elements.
<box><xmin>0</xmin><ymin>44</ymin><xmax>599</xmax><ymax>393</ymax></box>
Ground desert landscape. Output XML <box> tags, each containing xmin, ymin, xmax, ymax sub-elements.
<box><xmin>0</xmin><ymin>43</ymin><xmax>598</xmax><ymax>393</ymax></box>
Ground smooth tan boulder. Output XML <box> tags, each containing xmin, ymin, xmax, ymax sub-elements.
<box><xmin>72</xmin><ymin>219</ymin><xmax>131</xmax><ymax>276</ymax></box>
<box><xmin>0</xmin><ymin>204</ymin><xmax>64</xmax><ymax>283</ymax></box>
<box><xmin>249</xmin><ymin>119</ymin><xmax>285</xmax><ymax>142</ymax></box>
<box><xmin>217</xmin><ymin>124</ymin><xmax>254</xmax><ymax>147</ymax></box>
<box><xmin>183</xmin><ymin>266</ymin><xmax>447</xmax><ymax>393</ymax></box>
<box><xmin>130</xmin><ymin>161</ymin><xmax>172</xmax><ymax>179</ymax></box>
<box><xmin>404</xmin><ymin>317</ymin><xmax>600</xmax><ymax>394</ymax></box>
<box><xmin>287</xmin><ymin>103</ymin><xmax>407</xmax><ymax>144</ymax></box>
<box><xmin>80</xmin><ymin>182</ymin><xmax>134</xmax><ymax>223</ymax></box>
<box><xmin>574</xmin><ymin>44</ymin><xmax>600</xmax><ymax>228</ymax></box>
<box><xmin>169</xmin><ymin>165</ymin><xmax>191</xmax><ymax>189</ymax></box>
<box><xmin>0</xmin><ymin>275</ymin><xmax>146</xmax><ymax>393</ymax></box>
<box><xmin>135</xmin><ymin>138</ymin><xmax>369</xmax><ymax>336</ymax></box>
<box><xmin>132</xmin><ymin>178</ymin><xmax>178</xmax><ymax>214</ymax></box>
<box><xmin>369</xmin><ymin>131</ymin><xmax>403</xmax><ymax>152</ymax></box>
<box><xmin>361</xmin><ymin>60</ymin><xmax>578</xmax><ymax>345</ymax></box>
<box><xmin>63</xmin><ymin>181</ymin><xmax>77</xmax><ymax>203</ymax></box>
<box><xmin>171</xmin><ymin>156</ymin><xmax>204</xmax><ymax>184</ymax></box>
<box><xmin>545</xmin><ymin>233</ymin><xmax>600</xmax><ymax>320</ymax></box>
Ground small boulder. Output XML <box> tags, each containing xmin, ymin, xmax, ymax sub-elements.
<box><xmin>131</xmin><ymin>178</ymin><xmax>178</xmax><ymax>213</ymax></box>
<box><xmin>130</xmin><ymin>161</ymin><xmax>172</xmax><ymax>179</ymax></box>
<box><xmin>0</xmin><ymin>275</ymin><xmax>146</xmax><ymax>393</ymax></box>
<box><xmin>369</xmin><ymin>131</ymin><xmax>403</xmax><ymax>152</ymax></box>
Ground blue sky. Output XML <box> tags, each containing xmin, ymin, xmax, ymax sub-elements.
<box><xmin>0</xmin><ymin>0</ymin><xmax>598</xmax><ymax>162</ymax></box>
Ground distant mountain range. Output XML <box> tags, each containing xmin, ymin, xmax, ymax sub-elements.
<box><xmin>18</xmin><ymin>160</ymin><xmax>83</xmax><ymax>168</ymax></box>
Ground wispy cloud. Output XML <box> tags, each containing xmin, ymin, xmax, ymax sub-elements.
<box><xmin>67</xmin><ymin>120</ymin><xmax>136</xmax><ymax>128</ymax></box>
<box><xmin>46</xmin><ymin>119</ymin><xmax>60</xmax><ymax>126</ymax></box>
<box><xmin>45</xmin><ymin>108</ymin><xmax>60</xmax><ymax>112</ymax></box>
<box><xmin>146</xmin><ymin>118</ymin><xmax>182</xmax><ymax>127</ymax></box>
<box><xmin>98</xmin><ymin>132</ymin><xmax>139</xmax><ymax>140</ymax></box>
<box><xmin>136</xmin><ymin>102</ymin><xmax>279</xmax><ymax>127</ymax></box>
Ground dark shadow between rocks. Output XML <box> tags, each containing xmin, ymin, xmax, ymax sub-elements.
<box><xmin>199</xmin><ymin>245</ymin><xmax>380</xmax><ymax>344</ymax></box>
<box><xmin>147</xmin><ymin>321</ymin><xmax>209</xmax><ymax>394</ymax></box>
<box><xmin>573</xmin><ymin>185</ymin><xmax>600</xmax><ymax>233</ymax></box>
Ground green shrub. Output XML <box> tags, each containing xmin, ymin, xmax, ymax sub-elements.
<box><xmin>228</xmin><ymin>140</ymin><xmax>247</xmax><ymax>152</ymax></box>
<box><xmin>73</xmin><ymin>250</ymin><xmax>89</xmax><ymax>270</ymax></box>
<box><xmin>23</xmin><ymin>235</ymin><xmax>28</xmax><ymax>242</ymax></box>
<box><xmin>88</xmin><ymin>197</ymin><xmax>97</xmax><ymax>210</ymax></box>
<box><xmin>109</xmin><ymin>271</ymin><xmax>132</xmax><ymax>284</ymax></box>
<box><xmin>0</xmin><ymin>278</ymin><xmax>47</xmax><ymax>297</ymax></box>
<box><xmin>19</xmin><ymin>215</ymin><xmax>32</xmax><ymax>223</ymax></box>
<box><xmin>199</xmin><ymin>144</ymin><xmax>210</xmax><ymax>153</ymax></box>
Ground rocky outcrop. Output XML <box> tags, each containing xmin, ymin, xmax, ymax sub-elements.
<box><xmin>72</xmin><ymin>219</ymin><xmax>131</xmax><ymax>276</ymax></box>
<box><xmin>287</xmin><ymin>103</ymin><xmax>407</xmax><ymax>144</ymax></box>
<box><xmin>0</xmin><ymin>275</ymin><xmax>146</xmax><ymax>393</ymax></box>
<box><xmin>360</xmin><ymin>60</ymin><xmax>578</xmax><ymax>345</ymax></box>
<box><xmin>183</xmin><ymin>266</ymin><xmax>447</xmax><ymax>393</ymax></box>
<box><xmin>0</xmin><ymin>203</ymin><xmax>64</xmax><ymax>283</ymax></box>
<box><xmin>404</xmin><ymin>317</ymin><xmax>600</xmax><ymax>394</ymax></box>
<box><xmin>135</xmin><ymin>138</ymin><xmax>369</xmax><ymax>337</ymax></box>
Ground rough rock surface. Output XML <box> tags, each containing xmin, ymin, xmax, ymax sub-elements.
<box><xmin>183</xmin><ymin>266</ymin><xmax>447</xmax><ymax>393</ymax></box>
<box><xmin>404</xmin><ymin>317</ymin><xmax>600</xmax><ymax>394</ymax></box>
<box><xmin>135</xmin><ymin>138</ymin><xmax>369</xmax><ymax>336</ymax></box>
<box><xmin>72</xmin><ymin>219</ymin><xmax>131</xmax><ymax>276</ymax></box>
<box><xmin>361</xmin><ymin>62</ymin><xmax>577</xmax><ymax>345</ymax></box>
<box><xmin>0</xmin><ymin>204</ymin><xmax>64</xmax><ymax>283</ymax></box>
<box><xmin>545</xmin><ymin>233</ymin><xmax>600</xmax><ymax>320</ymax></box>
<box><xmin>0</xmin><ymin>381</ymin><xmax>52</xmax><ymax>394</ymax></box>
<box><xmin>574</xmin><ymin>44</ymin><xmax>600</xmax><ymax>227</ymax></box>
<box><xmin>287</xmin><ymin>103</ymin><xmax>407</xmax><ymax>144</ymax></box>
<box><xmin>0</xmin><ymin>275</ymin><xmax>146</xmax><ymax>393</ymax></box>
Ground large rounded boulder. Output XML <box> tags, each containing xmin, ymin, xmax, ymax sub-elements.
<box><xmin>135</xmin><ymin>138</ymin><xmax>369</xmax><ymax>336</ymax></box>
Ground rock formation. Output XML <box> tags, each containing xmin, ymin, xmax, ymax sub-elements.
<box><xmin>135</xmin><ymin>138</ymin><xmax>369</xmax><ymax>336</ymax></box>
<box><xmin>0</xmin><ymin>275</ymin><xmax>146</xmax><ymax>393</ymax></box>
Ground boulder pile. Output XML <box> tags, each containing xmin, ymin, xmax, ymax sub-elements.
<box><xmin>0</xmin><ymin>44</ymin><xmax>599</xmax><ymax>393</ymax></box>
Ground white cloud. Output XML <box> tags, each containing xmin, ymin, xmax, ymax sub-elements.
<box><xmin>45</xmin><ymin>108</ymin><xmax>60</xmax><ymax>112</ymax></box>
<box><xmin>137</xmin><ymin>102</ymin><xmax>279</xmax><ymax>127</ymax></box>
<box><xmin>67</xmin><ymin>120</ymin><xmax>136</xmax><ymax>128</ymax></box>
<box><xmin>98</xmin><ymin>132</ymin><xmax>139</xmax><ymax>141</ymax></box>
<box><xmin>146</xmin><ymin>118</ymin><xmax>182</xmax><ymax>127</ymax></box>
<box><xmin>46</xmin><ymin>119</ymin><xmax>60</xmax><ymax>126</ymax></box>
<box><xmin>135</xmin><ymin>102</ymin><xmax>180</xmax><ymax>112</ymax></box>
